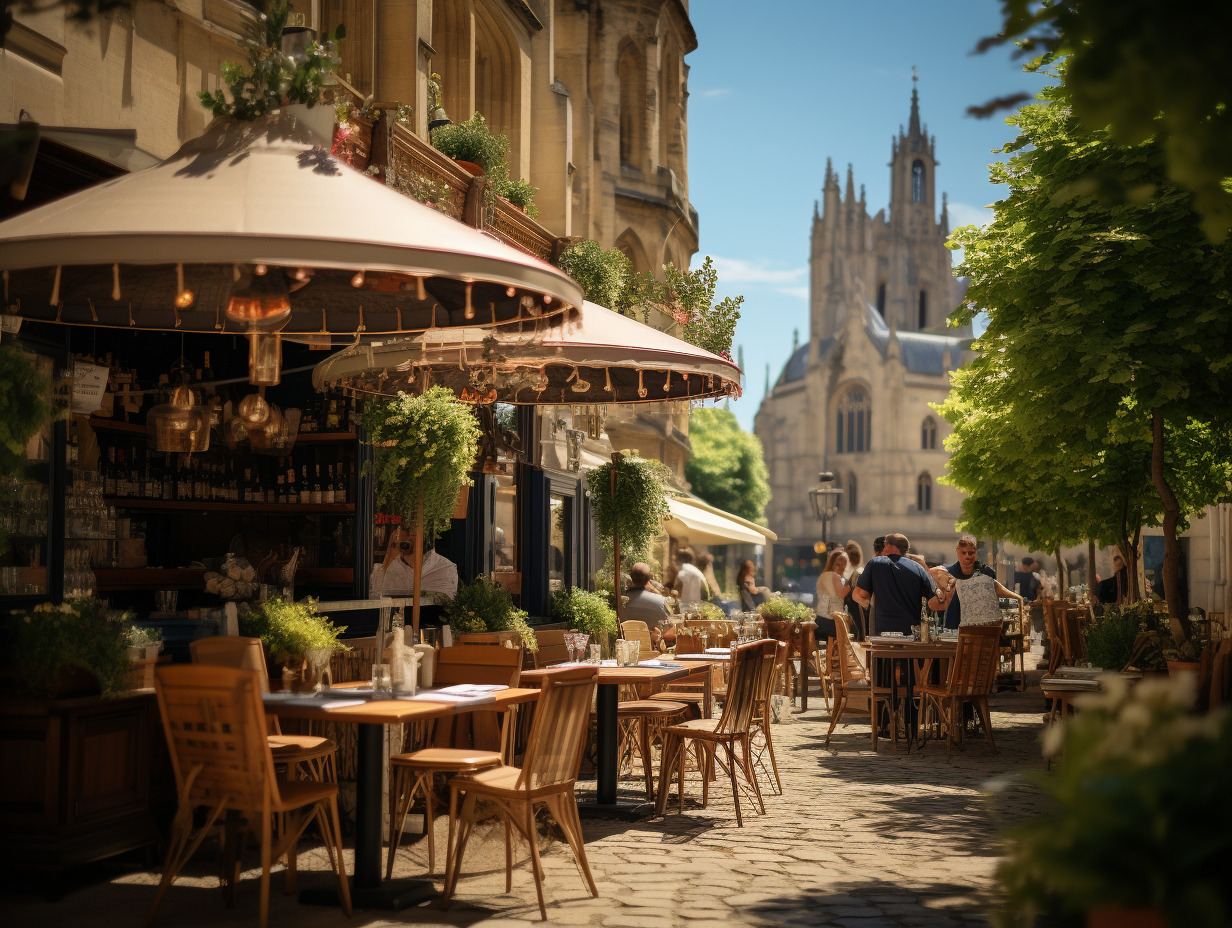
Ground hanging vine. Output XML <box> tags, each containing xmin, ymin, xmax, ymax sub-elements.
<box><xmin>585</xmin><ymin>454</ymin><xmax>671</xmax><ymax>566</ymax></box>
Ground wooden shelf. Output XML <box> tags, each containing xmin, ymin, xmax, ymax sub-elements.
<box><xmin>90</xmin><ymin>417</ymin><xmax>355</xmax><ymax>444</ymax></box>
<box><xmin>95</xmin><ymin>567</ymin><xmax>353</xmax><ymax>591</ymax></box>
<box><xmin>105</xmin><ymin>498</ymin><xmax>355</xmax><ymax>514</ymax></box>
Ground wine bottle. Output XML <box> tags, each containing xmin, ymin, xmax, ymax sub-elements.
<box><xmin>322</xmin><ymin>464</ymin><xmax>336</xmax><ymax>505</ymax></box>
<box><xmin>302</xmin><ymin>465</ymin><xmax>313</xmax><ymax>504</ymax></box>
<box><xmin>286</xmin><ymin>463</ymin><xmax>298</xmax><ymax>504</ymax></box>
<box><xmin>311</xmin><ymin>464</ymin><xmax>323</xmax><ymax>505</ymax></box>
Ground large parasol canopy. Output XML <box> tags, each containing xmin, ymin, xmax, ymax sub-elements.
<box><xmin>311</xmin><ymin>300</ymin><xmax>742</xmax><ymax>404</ymax></box>
<box><xmin>0</xmin><ymin>106</ymin><xmax>581</xmax><ymax>336</ymax></box>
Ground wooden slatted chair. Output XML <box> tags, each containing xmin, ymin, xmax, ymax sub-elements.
<box><xmin>385</xmin><ymin>644</ymin><xmax>523</xmax><ymax>877</ymax></box>
<box><xmin>532</xmin><ymin>629</ymin><xmax>570</xmax><ymax>668</ymax></box>
<box><xmin>917</xmin><ymin>624</ymin><xmax>1002</xmax><ymax>760</ymax></box>
<box><xmin>619</xmin><ymin>620</ymin><xmax>660</xmax><ymax>659</ymax></box>
<box><xmin>824</xmin><ymin>614</ymin><xmax>872</xmax><ymax>748</ymax></box>
<box><xmin>442</xmin><ymin>665</ymin><xmax>599</xmax><ymax>920</ymax></box>
<box><xmin>457</xmin><ymin>630</ymin><xmax>524</xmax><ymax>649</ymax></box>
<box><xmin>147</xmin><ymin>665</ymin><xmax>350</xmax><ymax>928</ymax></box>
<box><xmin>655</xmin><ymin>639</ymin><xmax>777</xmax><ymax>827</ymax></box>
<box><xmin>190</xmin><ymin>636</ymin><xmax>336</xmax><ymax>781</ymax></box>
<box><xmin>748</xmin><ymin>640</ymin><xmax>789</xmax><ymax>795</ymax></box>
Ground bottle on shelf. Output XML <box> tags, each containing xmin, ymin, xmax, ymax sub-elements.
<box><xmin>311</xmin><ymin>464</ymin><xmax>323</xmax><ymax>505</ymax></box>
<box><xmin>302</xmin><ymin>464</ymin><xmax>314</xmax><ymax>504</ymax></box>
<box><xmin>285</xmin><ymin>460</ymin><xmax>298</xmax><ymax>505</ymax></box>
<box><xmin>322</xmin><ymin>464</ymin><xmax>336</xmax><ymax>505</ymax></box>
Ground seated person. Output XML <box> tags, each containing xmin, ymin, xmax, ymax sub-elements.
<box><xmin>370</xmin><ymin>527</ymin><xmax>458</xmax><ymax>632</ymax></box>
<box><xmin>623</xmin><ymin>562</ymin><xmax>671</xmax><ymax>626</ymax></box>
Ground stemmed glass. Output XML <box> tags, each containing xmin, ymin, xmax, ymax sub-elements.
<box><xmin>564</xmin><ymin>631</ymin><xmax>578</xmax><ymax>662</ymax></box>
<box><xmin>573</xmin><ymin>632</ymin><xmax>589</xmax><ymax>663</ymax></box>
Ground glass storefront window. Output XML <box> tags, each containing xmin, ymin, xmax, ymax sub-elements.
<box><xmin>549</xmin><ymin>493</ymin><xmax>571</xmax><ymax>591</ymax></box>
<box><xmin>493</xmin><ymin>473</ymin><xmax>517</xmax><ymax>575</ymax></box>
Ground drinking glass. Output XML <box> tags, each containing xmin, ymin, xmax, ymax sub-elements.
<box><xmin>420</xmin><ymin>627</ymin><xmax>438</xmax><ymax>647</ymax></box>
<box><xmin>574</xmin><ymin>632</ymin><xmax>590</xmax><ymax>662</ymax></box>
<box><xmin>563</xmin><ymin>632</ymin><xmax>576</xmax><ymax>662</ymax></box>
<box><xmin>371</xmin><ymin>663</ymin><xmax>392</xmax><ymax>698</ymax></box>
<box><xmin>306</xmin><ymin>647</ymin><xmax>333</xmax><ymax>692</ymax></box>
<box><xmin>588</xmin><ymin>643</ymin><xmax>602</xmax><ymax>663</ymax></box>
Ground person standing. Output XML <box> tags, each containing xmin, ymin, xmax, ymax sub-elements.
<box><xmin>814</xmin><ymin>549</ymin><xmax>850</xmax><ymax>640</ymax></box>
<box><xmin>842</xmin><ymin>540</ymin><xmax>867</xmax><ymax>639</ymax></box>
<box><xmin>944</xmin><ymin>534</ymin><xmax>1024</xmax><ymax>629</ymax></box>
<box><xmin>852</xmin><ymin>533</ymin><xmax>950</xmax><ymax>635</ymax></box>
<box><xmin>1014</xmin><ymin>557</ymin><xmax>1041</xmax><ymax>601</ymax></box>
<box><xmin>672</xmin><ymin>548</ymin><xmax>709</xmax><ymax>607</ymax></box>
<box><xmin>736</xmin><ymin>559</ymin><xmax>765</xmax><ymax>611</ymax></box>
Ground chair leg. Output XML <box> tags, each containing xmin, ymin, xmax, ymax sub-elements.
<box><xmin>639</xmin><ymin>717</ymin><xmax>655</xmax><ymax>802</ymax></box>
<box><xmin>740</xmin><ymin>734</ymin><xmax>766</xmax><ymax>816</ymax></box>
<box><xmin>975</xmin><ymin>697</ymin><xmax>997</xmax><ymax>753</ymax></box>
<box><xmin>385</xmin><ymin>765</ymin><xmax>406</xmax><ymax>880</ymax></box>
<box><xmin>258</xmin><ymin>800</ymin><xmax>272</xmax><ymax>928</ymax></box>
<box><xmin>548</xmin><ymin>790</ymin><xmax>597</xmax><ymax>897</ymax></box>
<box><xmin>655</xmin><ymin>731</ymin><xmax>677</xmax><ymax>815</ymax></box>
<box><xmin>722</xmin><ymin>743</ymin><xmax>742</xmax><ymax>827</ymax></box>
<box><xmin>525</xmin><ymin>802</ymin><xmax>548</xmax><ymax>920</ymax></box>
<box><xmin>504</xmin><ymin>807</ymin><xmax>513</xmax><ymax>893</ymax></box>
<box><xmin>424</xmin><ymin>774</ymin><xmax>437</xmax><ymax>876</ymax></box>
<box><xmin>444</xmin><ymin>790</ymin><xmax>478</xmax><ymax>904</ymax></box>
<box><xmin>824</xmin><ymin>693</ymin><xmax>846</xmax><ymax>747</ymax></box>
<box><xmin>325</xmin><ymin>796</ymin><xmax>352</xmax><ymax>916</ymax></box>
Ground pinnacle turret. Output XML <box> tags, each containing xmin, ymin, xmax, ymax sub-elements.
<box><xmin>908</xmin><ymin>82</ymin><xmax>921</xmax><ymax>137</ymax></box>
<box><xmin>845</xmin><ymin>164</ymin><xmax>855</xmax><ymax>201</ymax></box>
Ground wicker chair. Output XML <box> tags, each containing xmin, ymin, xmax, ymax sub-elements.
<box><xmin>189</xmin><ymin>636</ymin><xmax>336</xmax><ymax>781</ymax></box>
<box><xmin>824</xmin><ymin>614</ymin><xmax>871</xmax><ymax>748</ymax></box>
<box><xmin>655</xmin><ymin>639</ymin><xmax>777</xmax><ymax>827</ymax></box>
<box><xmin>443</xmin><ymin>665</ymin><xmax>599</xmax><ymax>920</ymax></box>
<box><xmin>148</xmin><ymin>665</ymin><xmax>350</xmax><ymax>928</ymax></box>
<box><xmin>917</xmin><ymin>624</ymin><xmax>1001</xmax><ymax>759</ymax></box>
<box><xmin>386</xmin><ymin>645</ymin><xmax>523</xmax><ymax>877</ymax></box>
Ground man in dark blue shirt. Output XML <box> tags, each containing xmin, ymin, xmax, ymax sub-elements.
<box><xmin>943</xmin><ymin>534</ymin><xmax>1000</xmax><ymax>629</ymax></box>
<box><xmin>853</xmin><ymin>533</ymin><xmax>950</xmax><ymax>634</ymax></box>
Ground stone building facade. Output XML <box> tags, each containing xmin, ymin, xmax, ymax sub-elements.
<box><xmin>754</xmin><ymin>88</ymin><xmax>971</xmax><ymax>574</ymax></box>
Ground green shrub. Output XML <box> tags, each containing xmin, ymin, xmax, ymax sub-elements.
<box><xmin>239</xmin><ymin>597</ymin><xmax>347</xmax><ymax>659</ymax></box>
<box><xmin>495</xmin><ymin>176</ymin><xmax>538</xmax><ymax>217</ymax></box>
<box><xmin>698</xmin><ymin>601</ymin><xmax>727</xmax><ymax>623</ymax></box>
<box><xmin>756</xmin><ymin>595</ymin><xmax>812</xmax><ymax>623</ymax></box>
<box><xmin>443</xmin><ymin>577</ymin><xmax>536</xmax><ymax>651</ymax></box>
<box><xmin>5</xmin><ymin>600</ymin><xmax>136</xmax><ymax>696</ymax></box>
<box><xmin>554</xmin><ymin>240</ymin><xmax>632</xmax><ymax>310</ymax></box>
<box><xmin>1083</xmin><ymin>604</ymin><xmax>1146</xmax><ymax>671</ymax></box>
<box><xmin>430</xmin><ymin>112</ymin><xmax>509</xmax><ymax>178</ymax></box>
<box><xmin>551</xmin><ymin>587</ymin><xmax>618</xmax><ymax>650</ymax></box>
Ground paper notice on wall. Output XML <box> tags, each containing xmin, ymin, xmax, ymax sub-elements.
<box><xmin>71</xmin><ymin>361</ymin><xmax>110</xmax><ymax>415</ymax></box>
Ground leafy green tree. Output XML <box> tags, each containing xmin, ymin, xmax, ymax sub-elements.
<box><xmin>684</xmin><ymin>408</ymin><xmax>770</xmax><ymax>525</ymax></box>
<box><xmin>947</xmin><ymin>70</ymin><xmax>1232</xmax><ymax>619</ymax></box>
<box><xmin>974</xmin><ymin>0</ymin><xmax>1232</xmax><ymax>241</ymax></box>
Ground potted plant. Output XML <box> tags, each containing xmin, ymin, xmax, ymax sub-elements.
<box><xmin>124</xmin><ymin>625</ymin><xmax>163</xmax><ymax>690</ymax></box>
<box><xmin>994</xmin><ymin>676</ymin><xmax>1232</xmax><ymax>928</ymax></box>
<box><xmin>550</xmin><ymin>587</ymin><xmax>618</xmax><ymax>655</ymax></box>
<box><xmin>1127</xmin><ymin>609</ymin><xmax>1210</xmax><ymax>676</ymax></box>
<box><xmin>238</xmin><ymin>596</ymin><xmax>347</xmax><ymax>686</ymax></box>
<box><xmin>430</xmin><ymin>112</ymin><xmax>510</xmax><ymax>178</ymax></box>
<box><xmin>442</xmin><ymin>576</ymin><xmax>536</xmax><ymax>652</ymax></box>
<box><xmin>363</xmin><ymin>386</ymin><xmax>481</xmax><ymax>631</ymax></box>
<box><xmin>1083</xmin><ymin>602</ymin><xmax>1150</xmax><ymax>671</ymax></box>
<box><xmin>494</xmin><ymin>176</ymin><xmax>538</xmax><ymax>218</ymax></box>
<box><xmin>554</xmin><ymin>239</ymin><xmax>633</xmax><ymax>313</ymax></box>
<box><xmin>585</xmin><ymin>453</ymin><xmax>670</xmax><ymax>574</ymax></box>
<box><xmin>3</xmin><ymin>600</ymin><xmax>137</xmax><ymax>698</ymax></box>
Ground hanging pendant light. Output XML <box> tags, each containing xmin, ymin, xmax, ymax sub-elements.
<box><xmin>148</xmin><ymin>383</ymin><xmax>211</xmax><ymax>452</ymax></box>
<box><xmin>226</xmin><ymin>266</ymin><xmax>291</xmax><ymax>327</ymax></box>
<box><xmin>247</xmin><ymin>331</ymin><xmax>283</xmax><ymax>386</ymax></box>
<box><xmin>238</xmin><ymin>388</ymin><xmax>272</xmax><ymax>428</ymax></box>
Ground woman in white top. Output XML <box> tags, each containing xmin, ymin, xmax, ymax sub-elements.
<box><xmin>369</xmin><ymin>527</ymin><xmax>459</xmax><ymax>597</ymax></box>
<box><xmin>814</xmin><ymin>549</ymin><xmax>850</xmax><ymax>640</ymax></box>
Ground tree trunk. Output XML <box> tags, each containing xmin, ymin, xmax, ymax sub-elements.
<box><xmin>1087</xmin><ymin>537</ymin><xmax>1097</xmax><ymax>599</ymax></box>
<box><xmin>1150</xmin><ymin>409</ymin><xmax>1185</xmax><ymax>634</ymax></box>
<box><xmin>1054</xmin><ymin>547</ymin><xmax>1065</xmax><ymax>599</ymax></box>
<box><xmin>411</xmin><ymin>492</ymin><xmax>424</xmax><ymax>640</ymax></box>
<box><xmin>610</xmin><ymin>452</ymin><xmax>622</xmax><ymax>625</ymax></box>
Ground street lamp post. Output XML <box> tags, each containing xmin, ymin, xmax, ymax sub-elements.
<box><xmin>808</xmin><ymin>471</ymin><xmax>844</xmax><ymax>553</ymax></box>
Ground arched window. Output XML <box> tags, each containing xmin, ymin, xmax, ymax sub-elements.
<box><xmin>618</xmin><ymin>42</ymin><xmax>645</xmax><ymax>168</ymax></box>
<box><xmin>835</xmin><ymin>385</ymin><xmax>871</xmax><ymax>453</ymax></box>
<box><xmin>911</xmin><ymin>160</ymin><xmax>925</xmax><ymax>203</ymax></box>
<box><xmin>921</xmin><ymin>416</ymin><xmax>937</xmax><ymax>450</ymax></box>
<box><xmin>876</xmin><ymin>283</ymin><xmax>887</xmax><ymax>317</ymax></box>
<box><xmin>847</xmin><ymin>472</ymin><xmax>858</xmax><ymax>513</ymax></box>
<box><xmin>918</xmin><ymin>290</ymin><xmax>927</xmax><ymax>329</ymax></box>
<box><xmin>917</xmin><ymin>473</ymin><xmax>932</xmax><ymax>512</ymax></box>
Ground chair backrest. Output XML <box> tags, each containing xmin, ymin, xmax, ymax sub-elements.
<box><xmin>1062</xmin><ymin>607</ymin><xmax>1087</xmax><ymax>665</ymax></box>
<box><xmin>832</xmin><ymin>613</ymin><xmax>867</xmax><ymax>686</ymax></box>
<box><xmin>945</xmin><ymin>624</ymin><xmax>1002</xmax><ymax>697</ymax></box>
<box><xmin>674</xmin><ymin>627</ymin><xmax>702</xmax><ymax>654</ymax></box>
<box><xmin>714</xmin><ymin>639</ymin><xmax>777</xmax><ymax>737</ymax></box>
<box><xmin>457</xmin><ymin>630</ymin><xmax>523</xmax><ymax>649</ymax></box>
<box><xmin>757</xmin><ymin>640</ymin><xmax>790</xmax><ymax>713</ymax></box>
<box><xmin>435</xmin><ymin>644</ymin><xmax>523</xmax><ymax>687</ymax></box>
<box><xmin>190</xmin><ymin>636</ymin><xmax>270</xmax><ymax>693</ymax></box>
<box><xmin>532</xmin><ymin>629</ymin><xmax>570</xmax><ymax>669</ymax></box>
<box><xmin>331</xmin><ymin>635</ymin><xmax>379</xmax><ymax>683</ymax></box>
<box><xmin>517</xmin><ymin>666</ymin><xmax>598</xmax><ymax>790</ymax></box>
<box><xmin>154</xmin><ymin>664</ymin><xmax>279</xmax><ymax>813</ymax></box>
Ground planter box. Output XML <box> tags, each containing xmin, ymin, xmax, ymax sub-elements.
<box><xmin>0</xmin><ymin>692</ymin><xmax>172</xmax><ymax>875</ymax></box>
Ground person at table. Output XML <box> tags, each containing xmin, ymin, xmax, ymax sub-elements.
<box><xmin>1014</xmin><ymin>556</ymin><xmax>1041</xmax><ymax>601</ymax></box>
<box><xmin>624</xmin><ymin>562</ymin><xmax>671</xmax><ymax>626</ymax></box>
<box><xmin>814</xmin><ymin>549</ymin><xmax>850</xmax><ymax>641</ymax></box>
<box><xmin>370</xmin><ymin>526</ymin><xmax>459</xmax><ymax>597</ymax></box>
<box><xmin>852</xmin><ymin>532</ymin><xmax>951</xmax><ymax>636</ymax></box>
<box><xmin>672</xmin><ymin>547</ymin><xmax>710</xmax><ymax>607</ymax></box>
<box><xmin>842</xmin><ymin>541</ymin><xmax>868</xmax><ymax>640</ymax></box>
<box><xmin>736</xmin><ymin>559</ymin><xmax>766</xmax><ymax>611</ymax></box>
<box><xmin>944</xmin><ymin>533</ymin><xmax>1024</xmax><ymax>629</ymax></box>
<box><xmin>1097</xmin><ymin>552</ymin><xmax>1130</xmax><ymax>605</ymax></box>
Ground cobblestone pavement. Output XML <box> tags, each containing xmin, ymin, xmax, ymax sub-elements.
<box><xmin>8</xmin><ymin>664</ymin><xmax>1050</xmax><ymax>928</ymax></box>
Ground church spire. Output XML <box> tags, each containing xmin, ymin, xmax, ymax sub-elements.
<box><xmin>825</xmin><ymin>157</ymin><xmax>834</xmax><ymax>187</ymax></box>
<box><xmin>908</xmin><ymin>66</ymin><xmax>921</xmax><ymax>137</ymax></box>
<box><xmin>764</xmin><ymin>363</ymin><xmax>770</xmax><ymax>395</ymax></box>
<box><xmin>845</xmin><ymin>163</ymin><xmax>855</xmax><ymax>201</ymax></box>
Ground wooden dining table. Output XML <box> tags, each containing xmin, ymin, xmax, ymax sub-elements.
<box><xmin>864</xmin><ymin>637</ymin><xmax>957</xmax><ymax>751</ymax></box>
<box><xmin>263</xmin><ymin>686</ymin><xmax>540</xmax><ymax>909</ymax></box>
<box><xmin>521</xmin><ymin>658</ymin><xmax>720</xmax><ymax>808</ymax></box>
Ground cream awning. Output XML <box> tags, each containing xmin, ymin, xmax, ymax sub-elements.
<box><xmin>664</xmin><ymin>496</ymin><xmax>776</xmax><ymax>547</ymax></box>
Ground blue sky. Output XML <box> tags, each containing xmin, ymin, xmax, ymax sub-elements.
<box><xmin>686</xmin><ymin>1</ymin><xmax>1050</xmax><ymax>429</ymax></box>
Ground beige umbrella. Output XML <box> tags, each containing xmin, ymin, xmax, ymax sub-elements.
<box><xmin>0</xmin><ymin>106</ymin><xmax>580</xmax><ymax>337</ymax></box>
<box><xmin>311</xmin><ymin>300</ymin><xmax>742</xmax><ymax>404</ymax></box>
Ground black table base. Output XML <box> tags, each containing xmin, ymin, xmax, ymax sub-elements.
<box><xmin>299</xmin><ymin>879</ymin><xmax>437</xmax><ymax>911</ymax></box>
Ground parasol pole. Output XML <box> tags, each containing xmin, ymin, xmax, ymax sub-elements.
<box><xmin>610</xmin><ymin>452</ymin><xmax>622</xmax><ymax>626</ymax></box>
<box><xmin>412</xmin><ymin>490</ymin><xmax>424</xmax><ymax>640</ymax></box>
